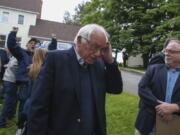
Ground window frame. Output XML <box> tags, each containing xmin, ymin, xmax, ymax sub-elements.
<box><xmin>18</xmin><ymin>14</ymin><xmax>24</xmax><ymax>25</ymax></box>
<box><xmin>2</xmin><ymin>11</ymin><xmax>9</xmax><ymax>23</ymax></box>
<box><xmin>0</xmin><ymin>34</ymin><xmax>7</xmax><ymax>48</ymax></box>
<box><xmin>16</xmin><ymin>37</ymin><xmax>22</xmax><ymax>46</ymax></box>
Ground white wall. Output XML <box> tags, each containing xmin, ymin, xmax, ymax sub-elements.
<box><xmin>0</xmin><ymin>7</ymin><xmax>37</xmax><ymax>48</ymax></box>
<box><xmin>112</xmin><ymin>52</ymin><xmax>123</xmax><ymax>63</ymax></box>
<box><xmin>127</xmin><ymin>54</ymin><xmax>143</xmax><ymax>67</ymax></box>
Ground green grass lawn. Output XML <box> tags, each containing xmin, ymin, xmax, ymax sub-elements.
<box><xmin>127</xmin><ymin>66</ymin><xmax>146</xmax><ymax>72</ymax></box>
<box><xmin>106</xmin><ymin>92</ymin><xmax>139</xmax><ymax>135</ymax></box>
<box><xmin>0</xmin><ymin>92</ymin><xmax>139</xmax><ymax>135</ymax></box>
<box><xmin>0</xmin><ymin>104</ymin><xmax>17</xmax><ymax>135</ymax></box>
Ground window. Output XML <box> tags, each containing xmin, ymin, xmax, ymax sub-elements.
<box><xmin>16</xmin><ymin>37</ymin><xmax>22</xmax><ymax>46</ymax></box>
<box><xmin>0</xmin><ymin>35</ymin><xmax>6</xmax><ymax>48</ymax></box>
<box><xmin>2</xmin><ymin>12</ymin><xmax>9</xmax><ymax>22</ymax></box>
<box><xmin>18</xmin><ymin>15</ymin><xmax>24</xmax><ymax>25</ymax></box>
<box><xmin>57</xmin><ymin>43</ymin><xmax>72</xmax><ymax>50</ymax></box>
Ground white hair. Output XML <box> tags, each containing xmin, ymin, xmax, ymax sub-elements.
<box><xmin>74</xmin><ymin>24</ymin><xmax>109</xmax><ymax>44</ymax></box>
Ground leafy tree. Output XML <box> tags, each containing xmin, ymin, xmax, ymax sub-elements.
<box><xmin>72</xmin><ymin>1</ymin><xmax>91</xmax><ymax>25</ymax></box>
<box><xmin>63</xmin><ymin>0</ymin><xmax>180</xmax><ymax>67</ymax></box>
<box><xmin>63</xmin><ymin>11</ymin><xmax>73</xmax><ymax>24</ymax></box>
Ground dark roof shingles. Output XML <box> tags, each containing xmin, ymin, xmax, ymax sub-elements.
<box><xmin>29</xmin><ymin>19</ymin><xmax>81</xmax><ymax>42</ymax></box>
<box><xmin>0</xmin><ymin>0</ymin><xmax>42</xmax><ymax>13</ymax></box>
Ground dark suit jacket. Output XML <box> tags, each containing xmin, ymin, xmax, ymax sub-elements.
<box><xmin>135</xmin><ymin>64</ymin><xmax>180</xmax><ymax>135</ymax></box>
<box><xmin>28</xmin><ymin>47</ymin><xmax>122</xmax><ymax>135</ymax></box>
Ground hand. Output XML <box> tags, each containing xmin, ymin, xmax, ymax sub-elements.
<box><xmin>12</xmin><ymin>27</ymin><xmax>18</xmax><ymax>32</ymax></box>
<box><xmin>156</xmin><ymin>101</ymin><xmax>180</xmax><ymax>115</ymax></box>
<box><xmin>51</xmin><ymin>33</ymin><xmax>56</xmax><ymax>38</ymax></box>
<box><xmin>101</xmin><ymin>42</ymin><xmax>113</xmax><ymax>64</ymax></box>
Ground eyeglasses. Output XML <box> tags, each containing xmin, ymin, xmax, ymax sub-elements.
<box><xmin>164</xmin><ymin>49</ymin><xmax>180</xmax><ymax>54</ymax></box>
<box><xmin>81</xmin><ymin>36</ymin><xmax>107</xmax><ymax>53</ymax></box>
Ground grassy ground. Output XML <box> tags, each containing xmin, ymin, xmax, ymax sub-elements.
<box><xmin>0</xmin><ymin>92</ymin><xmax>139</xmax><ymax>135</ymax></box>
<box><xmin>0</xmin><ymin>104</ymin><xmax>17</xmax><ymax>135</ymax></box>
<box><xmin>106</xmin><ymin>92</ymin><xmax>139</xmax><ymax>135</ymax></box>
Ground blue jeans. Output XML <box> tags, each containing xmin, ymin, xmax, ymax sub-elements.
<box><xmin>17</xmin><ymin>83</ymin><xmax>29</xmax><ymax>129</ymax></box>
<box><xmin>0</xmin><ymin>81</ymin><xmax>17</xmax><ymax>127</ymax></box>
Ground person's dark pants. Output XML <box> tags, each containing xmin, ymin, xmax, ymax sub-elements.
<box><xmin>0</xmin><ymin>86</ymin><xmax>4</xmax><ymax>99</ymax></box>
<box><xmin>0</xmin><ymin>81</ymin><xmax>17</xmax><ymax>127</ymax></box>
<box><xmin>17</xmin><ymin>83</ymin><xmax>29</xmax><ymax>129</ymax></box>
<box><xmin>0</xmin><ymin>81</ymin><xmax>5</xmax><ymax>99</ymax></box>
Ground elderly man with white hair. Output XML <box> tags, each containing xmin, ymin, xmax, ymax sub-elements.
<box><xmin>27</xmin><ymin>24</ymin><xmax>123</xmax><ymax>135</ymax></box>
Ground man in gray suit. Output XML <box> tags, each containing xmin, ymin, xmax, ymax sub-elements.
<box><xmin>135</xmin><ymin>38</ymin><xmax>180</xmax><ymax>135</ymax></box>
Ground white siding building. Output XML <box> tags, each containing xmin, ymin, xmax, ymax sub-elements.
<box><xmin>0</xmin><ymin>6</ymin><xmax>38</xmax><ymax>48</ymax></box>
<box><xmin>0</xmin><ymin>0</ymin><xmax>80</xmax><ymax>49</ymax></box>
<box><xmin>127</xmin><ymin>54</ymin><xmax>143</xmax><ymax>67</ymax></box>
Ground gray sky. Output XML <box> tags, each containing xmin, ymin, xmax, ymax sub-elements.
<box><xmin>41</xmin><ymin>0</ymin><xmax>89</xmax><ymax>22</ymax></box>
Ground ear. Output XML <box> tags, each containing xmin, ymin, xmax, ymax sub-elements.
<box><xmin>77</xmin><ymin>36</ymin><xmax>81</xmax><ymax>44</ymax></box>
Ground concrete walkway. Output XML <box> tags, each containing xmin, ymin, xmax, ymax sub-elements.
<box><xmin>119</xmin><ymin>67</ymin><xmax>145</xmax><ymax>95</ymax></box>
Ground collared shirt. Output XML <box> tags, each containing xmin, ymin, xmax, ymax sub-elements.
<box><xmin>165</xmin><ymin>68</ymin><xmax>180</xmax><ymax>103</ymax></box>
<box><xmin>74</xmin><ymin>45</ymin><xmax>87</xmax><ymax>67</ymax></box>
<box><xmin>74</xmin><ymin>45</ymin><xmax>96</xmax><ymax>134</ymax></box>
